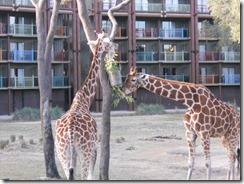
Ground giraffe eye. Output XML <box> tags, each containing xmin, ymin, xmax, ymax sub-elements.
<box><xmin>131</xmin><ymin>79</ymin><xmax>136</xmax><ymax>82</ymax></box>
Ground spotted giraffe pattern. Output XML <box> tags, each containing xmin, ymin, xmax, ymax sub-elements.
<box><xmin>121</xmin><ymin>68</ymin><xmax>240</xmax><ymax>180</ymax></box>
<box><xmin>55</xmin><ymin>32</ymin><xmax>117</xmax><ymax>180</ymax></box>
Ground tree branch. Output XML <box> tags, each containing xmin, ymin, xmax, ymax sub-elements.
<box><xmin>108</xmin><ymin>0</ymin><xmax>132</xmax><ymax>40</ymax></box>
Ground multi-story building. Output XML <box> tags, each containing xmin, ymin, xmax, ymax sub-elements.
<box><xmin>0</xmin><ymin>0</ymin><xmax>240</xmax><ymax>115</ymax></box>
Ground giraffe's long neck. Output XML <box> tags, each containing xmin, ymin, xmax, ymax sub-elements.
<box><xmin>140</xmin><ymin>74</ymin><xmax>215</xmax><ymax>109</ymax></box>
<box><xmin>71</xmin><ymin>40</ymin><xmax>105</xmax><ymax>110</ymax></box>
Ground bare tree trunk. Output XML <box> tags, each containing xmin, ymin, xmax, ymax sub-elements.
<box><xmin>76</xmin><ymin>0</ymin><xmax>132</xmax><ymax>180</ymax></box>
<box><xmin>31</xmin><ymin>0</ymin><xmax>61</xmax><ymax>178</ymax></box>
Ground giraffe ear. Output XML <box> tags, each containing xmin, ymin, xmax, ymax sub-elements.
<box><xmin>130</xmin><ymin>67</ymin><xmax>136</xmax><ymax>76</ymax></box>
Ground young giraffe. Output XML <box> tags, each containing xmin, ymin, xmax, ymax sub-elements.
<box><xmin>121</xmin><ymin>68</ymin><xmax>240</xmax><ymax>180</ymax></box>
<box><xmin>55</xmin><ymin>31</ymin><xmax>117</xmax><ymax>180</ymax></box>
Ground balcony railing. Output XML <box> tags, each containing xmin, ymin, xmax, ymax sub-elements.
<box><xmin>199</xmin><ymin>51</ymin><xmax>240</xmax><ymax>62</ymax></box>
<box><xmin>164</xmin><ymin>4</ymin><xmax>190</xmax><ymax>12</ymax></box>
<box><xmin>102</xmin><ymin>2</ymin><xmax>128</xmax><ymax>11</ymax></box>
<box><xmin>198</xmin><ymin>5</ymin><xmax>209</xmax><ymax>13</ymax></box>
<box><xmin>136</xmin><ymin>28</ymin><xmax>158</xmax><ymax>38</ymax></box>
<box><xmin>104</xmin><ymin>27</ymin><xmax>127</xmax><ymax>37</ymax></box>
<box><xmin>6</xmin><ymin>50</ymin><xmax>69</xmax><ymax>62</ymax></box>
<box><xmin>221</xmin><ymin>74</ymin><xmax>240</xmax><ymax>84</ymax></box>
<box><xmin>0</xmin><ymin>0</ymin><xmax>13</xmax><ymax>5</ymax></box>
<box><xmin>7</xmin><ymin>76</ymin><xmax>68</xmax><ymax>88</ymax></box>
<box><xmin>2</xmin><ymin>24</ymin><xmax>67</xmax><ymax>36</ymax></box>
<box><xmin>136</xmin><ymin>52</ymin><xmax>158</xmax><ymax>62</ymax></box>
<box><xmin>135</xmin><ymin>3</ymin><xmax>162</xmax><ymax>12</ymax></box>
<box><xmin>159</xmin><ymin>28</ymin><xmax>189</xmax><ymax>38</ymax></box>
<box><xmin>159</xmin><ymin>51</ymin><xmax>189</xmax><ymax>61</ymax></box>
<box><xmin>136</xmin><ymin>51</ymin><xmax>189</xmax><ymax>62</ymax></box>
<box><xmin>199</xmin><ymin>74</ymin><xmax>219</xmax><ymax>84</ymax></box>
<box><xmin>161</xmin><ymin>74</ymin><xmax>189</xmax><ymax>82</ymax></box>
<box><xmin>9</xmin><ymin>24</ymin><xmax>37</xmax><ymax>35</ymax></box>
<box><xmin>0</xmin><ymin>76</ymin><xmax>8</xmax><ymax>88</ymax></box>
<box><xmin>10</xmin><ymin>50</ymin><xmax>37</xmax><ymax>61</ymax></box>
<box><xmin>199</xmin><ymin>74</ymin><xmax>240</xmax><ymax>84</ymax></box>
<box><xmin>0</xmin><ymin>23</ymin><xmax>7</xmax><ymax>34</ymax></box>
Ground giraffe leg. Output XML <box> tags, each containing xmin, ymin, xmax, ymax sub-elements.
<box><xmin>221</xmin><ymin>136</ymin><xmax>238</xmax><ymax>180</ymax></box>
<box><xmin>200</xmin><ymin>133</ymin><xmax>211</xmax><ymax>180</ymax></box>
<box><xmin>186</xmin><ymin>130</ymin><xmax>197</xmax><ymax>180</ymax></box>
<box><xmin>87</xmin><ymin>148</ymin><xmax>97</xmax><ymax>180</ymax></box>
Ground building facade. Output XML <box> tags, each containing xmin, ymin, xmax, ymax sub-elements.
<box><xmin>0</xmin><ymin>0</ymin><xmax>240</xmax><ymax>115</ymax></box>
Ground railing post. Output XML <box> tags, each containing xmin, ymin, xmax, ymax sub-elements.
<box><xmin>14</xmin><ymin>76</ymin><xmax>17</xmax><ymax>87</ymax></box>
<box><xmin>32</xmin><ymin>75</ymin><xmax>34</xmax><ymax>87</ymax></box>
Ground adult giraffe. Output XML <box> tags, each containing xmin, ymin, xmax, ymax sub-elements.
<box><xmin>121</xmin><ymin>68</ymin><xmax>240</xmax><ymax>180</ymax></box>
<box><xmin>55</xmin><ymin>30</ymin><xmax>117</xmax><ymax>180</ymax></box>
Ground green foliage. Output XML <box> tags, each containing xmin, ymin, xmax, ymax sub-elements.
<box><xmin>207</xmin><ymin>0</ymin><xmax>240</xmax><ymax>43</ymax></box>
<box><xmin>13</xmin><ymin>106</ymin><xmax>64</xmax><ymax>121</ymax></box>
<box><xmin>0</xmin><ymin>140</ymin><xmax>9</xmax><ymax>149</ymax></box>
<box><xmin>136</xmin><ymin>103</ymin><xmax>166</xmax><ymax>115</ymax></box>
<box><xmin>112</xmin><ymin>86</ymin><xmax>134</xmax><ymax>107</ymax></box>
<box><xmin>49</xmin><ymin>106</ymin><xmax>65</xmax><ymax>120</ymax></box>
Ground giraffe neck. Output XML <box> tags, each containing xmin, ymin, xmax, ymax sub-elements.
<box><xmin>71</xmin><ymin>40</ymin><xmax>105</xmax><ymax>110</ymax></box>
<box><xmin>140</xmin><ymin>74</ymin><xmax>215</xmax><ymax>109</ymax></box>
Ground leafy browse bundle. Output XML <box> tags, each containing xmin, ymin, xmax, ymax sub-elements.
<box><xmin>104</xmin><ymin>49</ymin><xmax>134</xmax><ymax>107</ymax></box>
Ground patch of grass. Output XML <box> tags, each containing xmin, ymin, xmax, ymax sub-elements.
<box><xmin>136</xmin><ymin>103</ymin><xmax>166</xmax><ymax>115</ymax></box>
<box><xmin>13</xmin><ymin>106</ymin><xmax>64</xmax><ymax>121</ymax></box>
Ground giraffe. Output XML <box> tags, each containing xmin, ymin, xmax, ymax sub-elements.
<box><xmin>121</xmin><ymin>67</ymin><xmax>240</xmax><ymax>180</ymax></box>
<box><xmin>55</xmin><ymin>30</ymin><xmax>117</xmax><ymax>180</ymax></box>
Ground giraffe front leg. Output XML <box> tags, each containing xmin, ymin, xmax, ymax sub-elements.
<box><xmin>200</xmin><ymin>133</ymin><xmax>211</xmax><ymax>180</ymax></box>
<box><xmin>186</xmin><ymin>130</ymin><xmax>197</xmax><ymax>180</ymax></box>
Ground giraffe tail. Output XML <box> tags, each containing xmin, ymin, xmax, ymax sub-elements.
<box><xmin>69</xmin><ymin>168</ymin><xmax>74</xmax><ymax>180</ymax></box>
<box><xmin>236</xmin><ymin>148</ymin><xmax>240</xmax><ymax>173</ymax></box>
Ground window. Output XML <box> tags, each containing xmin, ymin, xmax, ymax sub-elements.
<box><xmin>222</xmin><ymin>68</ymin><xmax>235</xmax><ymax>84</ymax></box>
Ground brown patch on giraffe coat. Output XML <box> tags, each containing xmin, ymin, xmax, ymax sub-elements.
<box><xmin>150</xmin><ymin>85</ymin><xmax>155</xmax><ymax>92</ymax></box>
<box><xmin>193</xmin><ymin>104</ymin><xmax>201</xmax><ymax>113</ymax></box>
<box><xmin>154</xmin><ymin>80</ymin><xmax>161</xmax><ymax>87</ymax></box>
<box><xmin>202</xmin><ymin>106</ymin><xmax>210</xmax><ymax>115</ymax></box>
<box><xmin>162</xmin><ymin>90</ymin><xmax>168</xmax><ymax>97</ymax></box>
<box><xmin>155</xmin><ymin>88</ymin><xmax>162</xmax><ymax>95</ymax></box>
<box><xmin>169</xmin><ymin>89</ymin><xmax>177</xmax><ymax>99</ymax></box>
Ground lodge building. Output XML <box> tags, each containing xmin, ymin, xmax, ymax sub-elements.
<box><xmin>0</xmin><ymin>0</ymin><xmax>240</xmax><ymax>115</ymax></box>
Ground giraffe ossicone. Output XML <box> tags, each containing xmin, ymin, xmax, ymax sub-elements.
<box><xmin>55</xmin><ymin>31</ymin><xmax>117</xmax><ymax>180</ymax></box>
<box><xmin>121</xmin><ymin>67</ymin><xmax>240</xmax><ymax>180</ymax></box>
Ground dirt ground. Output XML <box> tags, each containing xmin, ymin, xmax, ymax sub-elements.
<box><xmin>0</xmin><ymin>112</ymin><xmax>241</xmax><ymax>181</ymax></box>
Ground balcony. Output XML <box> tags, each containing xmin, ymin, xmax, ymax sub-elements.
<box><xmin>0</xmin><ymin>23</ymin><xmax>7</xmax><ymax>34</ymax></box>
<box><xmin>0</xmin><ymin>76</ymin><xmax>8</xmax><ymax>88</ymax></box>
<box><xmin>135</xmin><ymin>3</ymin><xmax>162</xmax><ymax>12</ymax></box>
<box><xmin>161</xmin><ymin>74</ymin><xmax>189</xmax><ymax>82</ymax></box>
<box><xmin>199</xmin><ymin>74</ymin><xmax>219</xmax><ymax>84</ymax></box>
<box><xmin>4</xmin><ymin>50</ymin><xmax>69</xmax><ymax>62</ymax></box>
<box><xmin>7</xmin><ymin>76</ymin><xmax>68</xmax><ymax>88</ymax></box>
<box><xmin>198</xmin><ymin>5</ymin><xmax>210</xmax><ymax>13</ymax></box>
<box><xmin>199</xmin><ymin>51</ymin><xmax>240</xmax><ymax>62</ymax></box>
<box><xmin>55</xmin><ymin>26</ymin><xmax>68</xmax><ymax>36</ymax></box>
<box><xmin>159</xmin><ymin>28</ymin><xmax>189</xmax><ymax>38</ymax></box>
<box><xmin>102</xmin><ymin>2</ymin><xmax>128</xmax><ymax>11</ymax></box>
<box><xmin>0</xmin><ymin>0</ymin><xmax>13</xmax><ymax>5</ymax></box>
<box><xmin>136</xmin><ymin>28</ymin><xmax>158</xmax><ymax>38</ymax></box>
<box><xmin>199</xmin><ymin>74</ymin><xmax>240</xmax><ymax>85</ymax></box>
<box><xmin>104</xmin><ymin>27</ymin><xmax>127</xmax><ymax>37</ymax></box>
<box><xmin>221</xmin><ymin>74</ymin><xmax>240</xmax><ymax>84</ymax></box>
<box><xmin>9</xmin><ymin>24</ymin><xmax>37</xmax><ymax>35</ymax></box>
<box><xmin>10</xmin><ymin>50</ymin><xmax>37</xmax><ymax>61</ymax></box>
<box><xmin>136</xmin><ymin>52</ymin><xmax>158</xmax><ymax>62</ymax></box>
<box><xmin>164</xmin><ymin>4</ymin><xmax>190</xmax><ymax>12</ymax></box>
<box><xmin>159</xmin><ymin>51</ymin><xmax>189</xmax><ymax>62</ymax></box>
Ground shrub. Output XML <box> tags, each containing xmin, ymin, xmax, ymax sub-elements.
<box><xmin>10</xmin><ymin>135</ymin><xmax>16</xmax><ymax>142</ymax></box>
<box><xmin>0</xmin><ymin>140</ymin><xmax>9</xmax><ymax>149</ymax></box>
<box><xmin>49</xmin><ymin>106</ymin><xmax>64</xmax><ymax>120</ymax></box>
<box><xmin>13</xmin><ymin>106</ymin><xmax>64</xmax><ymax>121</ymax></box>
<box><xmin>136</xmin><ymin>103</ymin><xmax>166</xmax><ymax>115</ymax></box>
<box><xmin>13</xmin><ymin>107</ymin><xmax>40</xmax><ymax>121</ymax></box>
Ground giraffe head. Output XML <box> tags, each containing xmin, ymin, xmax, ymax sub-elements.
<box><xmin>87</xmin><ymin>29</ymin><xmax>118</xmax><ymax>55</ymax></box>
<box><xmin>121</xmin><ymin>67</ymin><xmax>147</xmax><ymax>95</ymax></box>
